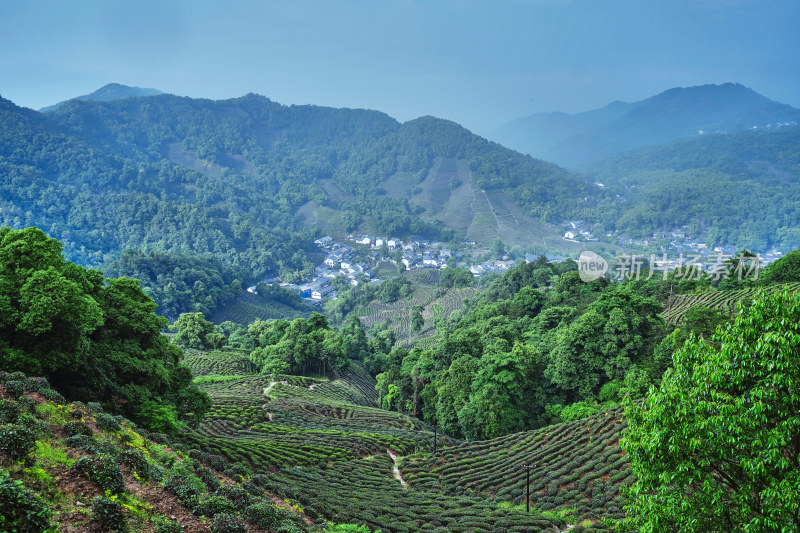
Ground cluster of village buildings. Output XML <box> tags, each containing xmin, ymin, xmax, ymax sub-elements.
<box><xmin>564</xmin><ymin>221</ymin><xmax>785</xmax><ymax>268</ymax></box>
<box><xmin>248</xmin><ymin>226</ymin><xmax>787</xmax><ymax>304</ymax></box>
<box><xmin>248</xmin><ymin>235</ymin><xmax>530</xmax><ymax>304</ymax></box>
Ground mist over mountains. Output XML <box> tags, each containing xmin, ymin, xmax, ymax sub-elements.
<box><xmin>2</xmin><ymin>80</ymin><xmax>800</xmax><ymax>278</ymax></box>
<box><xmin>38</xmin><ymin>83</ymin><xmax>163</xmax><ymax>112</ymax></box>
<box><xmin>492</xmin><ymin>83</ymin><xmax>800</xmax><ymax>167</ymax></box>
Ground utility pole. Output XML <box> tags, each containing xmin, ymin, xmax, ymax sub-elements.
<box><xmin>433</xmin><ymin>424</ymin><xmax>437</xmax><ymax>454</ymax></box>
<box><xmin>518</xmin><ymin>463</ymin><xmax>534</xmax><ymax>513</ymax></box>
<box><xmin>666</xmin><ymin>283</ymin><xmax>674</xmax><ymax>322</ymax></box>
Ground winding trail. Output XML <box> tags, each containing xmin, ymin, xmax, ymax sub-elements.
<box><xmin>263</xmin><ymin>380</ymin><xmax>287</xmax><ymax>396</ymax></box>
<box><xmin>386</xmin><ymin>449</ymin><xmax>408</xmax><ymax>488</ymax></box>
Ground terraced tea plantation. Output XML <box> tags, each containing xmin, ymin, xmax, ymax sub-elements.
<box><xmin>666</xmin><ymin>282</ymin><xmax>800</xmax><ymax>324</ymax></box>
<box><xmin>180</xmin><ymin>348</ymin><xmax>628</xmax><ymax>532</ymax></box>
<box><xmin>403</xmin><ymin>410</ymin><xmax>632</xmax><ymax>524</ymax></box>
<box><xmin>350</xmin><ymin>284</ymin><xmax>477</xmax><ymax>345</ymax></box>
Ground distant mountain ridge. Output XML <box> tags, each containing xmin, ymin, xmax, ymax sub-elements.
<box><xmin>492</xmin><ymin>83</ymin><xmax>800</xmax><ymax>167</ymax></box>
<box><xmin>39</xmin><ymin>82</ymin><xmax>163</xmax><ymax>112</ymax></box>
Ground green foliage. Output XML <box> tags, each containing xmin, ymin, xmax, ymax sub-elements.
<box><xmin>4</xmin><ymin>380</ymin><xmax>26</xmax><ymax>399</ymax></box>
<box><xmin>172</xmin><ymin>312</ymin><xmax>216</xmax><ymax>350</ymax></box>
<box><xmin>324</xmin><ymin>525</ymin><xmax>374</xmax><ymax>533</ymax></box>
<box><xmin>622</xmin><ymin>289</ymin><xmax>800</xmax><ymax>531</ymax></box>
<box><xmin>758</xmin><ymin>248</ymin><xmax>800</xmax><ymax>284</ymax></box>
<box><xmin>590</xmin><ymin>127</ymin><xmax>800</xmax><ymax>249</ymax></box>
<box><xmin>104</xmin><ymin>249</ymin><xmax>248</xmax><ymax>320</ymax></box>
<box><xmin>74</xmin><ymin>455</ymin><xmax>126</xmax><ymax>494</ymax></box>
<box><xmin>249</xmin><ymin>314</ymin><xmax>352</xmax><ymax>376</ymax></box>
<box><xmin>0</xmin><ymin>424</ymin><xmax>37</xmax><ymax>459</ymax></box>
<box><xmin>95</xmin><ymin>413</ymin><xmax>122</xmax><ymax>433</ymax></box>
<box><xmin>211</xmin><ymin>512</ymin><xmax>248</xmax><ymax>533</ymax></box>
<box><xmin>152</xmin><ymin>516</ymin><xmax>184</xmax><ymax>533</ymax></box>
<box><xmin>119</xmin><ymin>449</ymin><xmax>152</xmax><ymax>481</ymax></box>
<box><xmin>137</xmin><ymin>402</ymin><xmax>181</xmax><ymax>434</ymax></box>
<box><xmin>63</xmin><ymin>420</ymin><xmax>93</xmax><ymax>437</ymax></box>
<box><xmin>0</xmin><ymin>227</ymin><xmax>210</xmax><ymax>430</ymax></box>
<box><xmin>91</xmin><ymin>496</ymin><xmax>128</xmax><ymax>532</ymax></box>
<box><xmin>377</xmin><ymin>259</ymin><xmax>664</xmax><ymax>439</ymax></box>
<box><xmin>0</xmin><ymin>399</ymin><xmax>20</xmax><ymax>424</ymax></box>
<box><xmin>243</xmin><ymin>502</ymin><xmax>281</xmax><ymax>529</ymax></box>
<box><xmin>0</xmin><ymin>470</ymin><xmax>53</xmax><ymax>533</ymax></box>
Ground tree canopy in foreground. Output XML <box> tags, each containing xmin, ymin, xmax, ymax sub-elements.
<box><xmin>0</xmin><ymin>226</ymin><xmax>210</xmax><ymax>430</ymax></box>
<box><xmin>621</xmin><ymin>289</ymin><xmax>800</xmax><ymax>532</ymax></box>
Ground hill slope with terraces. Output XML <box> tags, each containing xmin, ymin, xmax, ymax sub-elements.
<box><xmin>175</xmin><ymin>348</ymin><xmax>632</xmax><ymax>532</ymax></box>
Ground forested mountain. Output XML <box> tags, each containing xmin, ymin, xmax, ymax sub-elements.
<box><xmin>585</xmin><ymin>126</ymin><xmax>800</xmax><ymax>250</ymax></box>
<box><xmin>493</xmin><ymin>83</ymin><xmax>800</xmax><ymax>166</ymax></box>
<box><xmin>38</xmin><ymin>82</ymin><xmax>163</xmax><ymax>112</ymax></box>
<box><xmin>4</xmin><ymin>84</ymin><xmax>800</xmax><ymax>322</ymax></box>
<box><xmin>0</xmin><ymin>90</ymin><xmax>600</xmax><ymax>317</ymax></box>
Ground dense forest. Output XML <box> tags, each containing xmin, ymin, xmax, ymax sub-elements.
<box><xmin>3</xmin><ymin>91</ymin><xmax>800</xmax><ymax>324</ymax></box>
<box><xmin>370</xmin><ymin>252</ymin><xmax>799</xmax><ymax>441</ymax></box>
<box><xmin>0</xmin><ymin>92</ymin><xmax>599</xmax><ymax>317</ymax></box>
<box><xmin>0</xmin><ymin>227</ymin><xmax>210</xmax><ymax>430</ymax></box>
<box><xmin>587</xmin><ymin>126</ymin><xmax>800</xmax><ymax>250</ymax></box>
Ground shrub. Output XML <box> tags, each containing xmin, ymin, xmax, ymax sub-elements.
<box><xmin>164</xmin><ymin>476</ymin><xmax>202</xmax><ymax>510</ymax></box>
<box><xmin>149</xmin><ymin>432</ymin><xmax>170</xmax><ymax>445</ymax></box>
<box><xmin>201</xmin><ymin>494</ymin><xmax>236</xmax><ymax>517</ymax></box>
<box><xmin>63</xmin><ymin>420</ymin><xmax>93</xmax><ymax>437</ymax></box>
<box><xmin>251</xmin><ymin>473</ymin><xmax>270</xmax><ymax>487</ymax></box>
<box><xmin>74</xmin><ymin>455</ymin><xmax>126</xmax><ymax>494</ymax></box>
<box><xmin>4</xmin><ymin>380</ymin><xmax>25</xmax><ymax>399</ymax></box>
<box><xmin>39</xmin><ymin>389</ymin><xmax>65</xmax><ymax>404</ymax></box>
<box><xmin>96</xmin><ymin>413</ymin><xmax>122</xmax><ymax>433</ymax></box>
<box><xmin>119</xmin><ymin>448</ymin><xmax>151</xmax><ymax>480</ymax></box>
<box><xmin>0</xmin><ymin>424</ymin><xmax>36</xmax><ymax>459</ymax></box>
<box><xmin>17</xmin><ymin>413</ymin><xmax>53</xmax><ymax>439</ymax></box>
<box><xmin>24</xmin><ymin>377</ymin><xmax>50</xmax><ymax>394</ymax></box>
<box><xmin>63</xmin><ymin>435</ymin><xmax>99</xmax><ymax>454</ymax></box>
<box><xmin>241</xmin><ymin>480</ymin><xmax>261</xmax><ymax>496</ymax></box>
<box><xmin>0</xmin><ymin>399</ymin><xmax>20</xmax><ymax>424</ymax></box>
<box><xmin>92</xmin><ymin>496</ymin><xmax>128</xmax><ymax>532</ymax></box>
<box><xmin>244</xmin><ymin>502</ymin><xmax>280</xmax><ymax>528</ymax></box>
<box><xmin>0</xmin><ymin>471</ymin><xmax>52</xmax><ymax>532</ymax></box>
<box><xmin>216</xmin><ymin>484</ymin><xmax>251</xmax><ymax>510</ymax></box>
<box><xmin>67</xmin><ymin>402</ymin><xmax>85</xmax><ymax>419</ymax></box>
<box><xmin>276</xmin><ymin>523</ymin><xmax>305</xmax><ymax>533</ymax></box>
<box><xmin>211</xmin><ymin>512</ymin><xmax>248</xmax><ymax>533</ymax></box>
<box><xmin>153</xmin><ymin>515</ymin><xmax>184</xmax><ymax>533</ymax></box>
<box><xmin>18</xmin><ymin>396</ymin><xmax>35</xmax><ymax>413</ymax></box>
<box><xmin>137</xmin><ymin>401</ymin><xmax>180</xmax><ymax>434</ymax></box>
<box><xmin>227</xmin><ymin>462</ymin><xmax>251</xmax><ymax>479</ymax></box>
<box><xmin>195</xmin><ymin>466</ymin><xmax>220</xmax><ymax>491</ymax></box>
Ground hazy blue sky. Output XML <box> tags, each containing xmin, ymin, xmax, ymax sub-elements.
<box><xmin>1</xmin><ymin>0</ymin><xmax>798</xmax><ymax>133</ymax></box>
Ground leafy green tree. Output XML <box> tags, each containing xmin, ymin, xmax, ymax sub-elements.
<box><xmin>172</xmin><ymin>312</ymin><xmax>215</xmax><ymax>349</ymax></box>
<box><xmin>0</xmin><ymin>227</ymin><xmax>210</xmax><ymax>430</ymax></box>
<box><xmin>621</xmin><ymin>289</ymin><xmax>800</xmax><ymax>532</ymax></box>
<box><xmin>440</xmin><ymin>267</ymin><xmax>473</xmax><ymax>289</ymax></box>
<box><xmin>411</xmin><ymin>307</ymin><xmax>424</xmax><ymax>333</ymax></box>
<box><xmin>457</xmin><ymin>348</ymin><xmax>527</xmax><ymax>440</ymax></box>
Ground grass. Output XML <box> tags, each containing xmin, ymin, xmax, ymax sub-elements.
<box><xmin>192</xmin><ymin>374</ymin><xmax>248</xmax><ymax>385</ymax></box>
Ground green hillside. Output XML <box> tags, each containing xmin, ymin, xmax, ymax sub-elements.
<box><xmin>665</xmin><ymin>281</ymin><xmax>800</xmax><ymax>324</ymax></box>
<box><xmin>172</xmin><ymin>348</ymin><xmax>625</xmax><ymax>532</ymax></box>
<box><xmin>0</xmin><ymin>372</ymin><xmax>311</xmax><ymax>532</ymax></box>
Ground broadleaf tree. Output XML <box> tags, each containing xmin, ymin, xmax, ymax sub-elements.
<box><xmin>620</xmin><ymin>289</ymin><xmax>800</xmax><ymax>532</ymax></box>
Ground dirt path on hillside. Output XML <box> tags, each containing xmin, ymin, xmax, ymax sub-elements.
<box><xmin>386</xmin><ymin>448</ymin><xmax>408</xmax><ymax>488</ymax></box>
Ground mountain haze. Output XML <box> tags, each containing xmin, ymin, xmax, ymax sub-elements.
<box><xmin>38</xmin><ymin>82</ymin><xmax>164</xmax><ymax>112</ymax></box>
<box><xmin>493</xmin><ymin>83</ymin><xmax>800</xmax><ymax>167</ymax></box>
<box><xmin>0</xmin><ymin>89</ymin><xmax>594</xmax><ymax>274</ymax></box>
